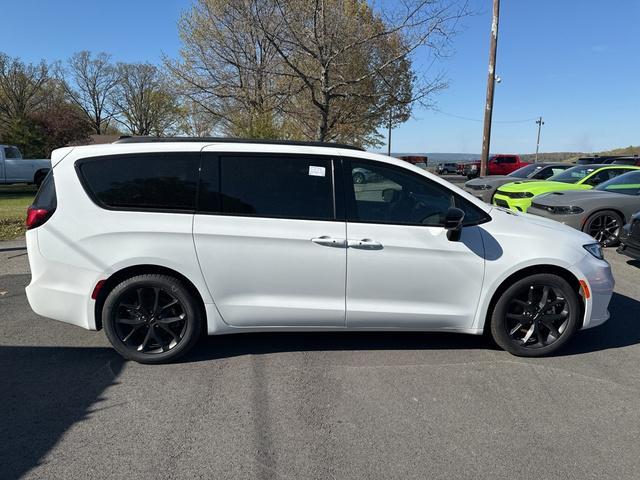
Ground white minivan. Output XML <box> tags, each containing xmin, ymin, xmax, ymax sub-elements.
<box><xmin>25</xmin><ymin>138</ymin><xmax>614</xmax><ymax>363</ymax></box>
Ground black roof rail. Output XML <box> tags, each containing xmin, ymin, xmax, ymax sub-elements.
<box><xmin>113</xmin><ymin>136</ymin><xmax>364</xmax><ymax>151</ymax></box>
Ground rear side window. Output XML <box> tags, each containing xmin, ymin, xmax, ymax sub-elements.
<box><xmin>77</xmin><ymin>153</ymin><xmax>199</xmax><ymax>211</ymax></box>
<box><xmin>208</xmin><ymin>155</ymin><xmax>334</xmax><ymax>220</ymax></box>
<box><xmin>32</xmin><ymin>171</ymin><xmax>57</xmax><ymax>210</ymax></box>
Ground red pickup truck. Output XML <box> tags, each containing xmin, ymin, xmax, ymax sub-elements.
<box><xmin>463</xmin><ymin>154</ymin><xmax>530</xmax><ymax>179</ymax></box>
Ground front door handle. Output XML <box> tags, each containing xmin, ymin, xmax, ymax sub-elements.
<box><xmin>347</xmin><ymin>238</ymin><xmax>383</xmax><ymax>250</ymax></box>
<box><xmin>311</xmin><ymin>236</ymin><xmax>347</xmax><ymax>248</ymax></box>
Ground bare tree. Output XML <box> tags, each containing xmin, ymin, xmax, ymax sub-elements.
<box><xmin>57</xmin><ymin>51</ymin><xmax>119</xmax><ymax>135</ymax></box>
<box><xmin>0</xmin><ymin>53</ymin><xmax>50</xmax><ymax>125</ymax></box>
<box><xmin>255</xmin><ymin>0</ymin><xmax>465</xmax><ymax>144</ymax></box>
<box><xmin>166</xmin><ymin>0</ymin><xmax>295</xmax><ymax>138</ymax></box>
<box><xmin>113</xmin><ymin>63</ymin><xmax>182</xmax><ymax>136</ymax></box>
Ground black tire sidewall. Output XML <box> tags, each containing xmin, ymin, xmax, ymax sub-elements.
<box><xmin>103</xmin><ymin>274</ymin><xmax>202</xmax><ymax>364</ymax></box>
<box><xmin>490</xmin><ymin>273</ymin><xmax>580</xmax><ymax>357</ymax></box>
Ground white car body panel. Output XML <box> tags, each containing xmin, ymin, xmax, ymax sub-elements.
<box><xmin>25</xmin><ymin>141</ymin><xmax>613</xmax><ymax>341</ymax></box>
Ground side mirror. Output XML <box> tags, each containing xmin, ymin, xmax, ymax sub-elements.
<box><xmin>444</xmin><ymin>207</ymin><xmax>465</xmax><ymax>241</ymax></box>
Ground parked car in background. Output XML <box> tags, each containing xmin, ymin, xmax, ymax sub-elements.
<box><xmin>618</xmin><ymin>211</ymin><xmax>640</xmax><ymax>260</ymax></box>
<box><xmin>493</xmin><ymin>165</ymin><xmax>640</xmax><ymax>212</ymax></box>
<box><xmin>611</xmin><ymin>156</ymin><xmax>640</xmax><ymax>166</ymax></box>
<box><xmin>464</xmin><ymin>163</ymin><xmax>572</xmax><ymax>203</ymax></box>
<box><xmin>464</xmin><ymin>154</ymin><xmax>530</xmax><ymax>179</ymax></box>
<box><xmin>436</xmin><ymin>162</ymin><xmax>458</xmax><ymax>174</ymax></box>
<box><xmin>0</xmin><ymin>144</ymin><xmax>50</xmax><ymax>186</ymax></box>
<box><xmin>456</xmin><ymin>163</ymin><xmax>466</xmax><ymax>175</ymax></box>
<box><xmin>398</xmin><ymin>155</ymin><xmax>428</xmax><ymax>170</ymax></box>
<box><xmin>575</xmin><ymin>156</ymin><xmax>626</xmax><ymax>165</ymax></box>
<box><xmin>25</xmin><ymin>137</ymin><xmax>613</xmax><ymax>363</ymax></box>
<box><xmin>528</xmin><ymin>170</ymin><xmax>640</xmax><ymax>246</ymax></box>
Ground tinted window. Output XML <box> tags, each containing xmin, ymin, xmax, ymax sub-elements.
<box><xmin>346</xmin><ymin>160</ymin><xmax>488</xmax><ymax>226</ymax></box>
<box><xmin>33</xmin><ymin>171</ymin><xmax>57</xmax><ymax>210</ymax></box>
<box><xmin>217</xmin><ymin>155</ymin><xmax>334</xmax><ymax>220</ymax></box>
<box><xmin>78</xmin><ymin>153</ymin><xmax>199</xmax><ymax>211</ymax></box>
<box><xmin>549</xmin><ymin>165</ymin><xmax>598</xmax><ymax>183</ymax></box>
<box><xmin>4</xmin><ymin>146</ymin><xmax>21</xmax><ymax>159</ymax></box>
<box><xmin>596</xmin><ymin>171</ymin><xmax>640</xmax><ymax>195</ymax></box>
<box><xmin>583</xmin><ymin>168</ymin><xmax>630</xmax><ymax>186</ymax></box>
<box><xmin>508</xmin><ymin>164</ymin><xmax>539</xmax><ymax>178</ymax></box>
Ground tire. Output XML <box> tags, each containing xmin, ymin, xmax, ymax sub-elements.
<box><xmin>102</xmin><ymin>274</ymin><xmax>203</xmax><ymax>364</ymax></box>
<box><xmin>582</xmin><ymin>210</ymin><xmax>623</xmax><ymax>247</ymax></box>
<box><xmin>490</xmin><ymin>273</ymin><xmax>580</xmax><ymax>357</ymax></box>
<box><xmin>353</xmin><ymin>172</ymin><xmax>365</xmax><ymax>184</ymax></box>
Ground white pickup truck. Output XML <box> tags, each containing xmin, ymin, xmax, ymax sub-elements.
<box><xmin>0</xmin><ymin>145</ymin><xmax>51</xmax><ymax>186</ymax></box>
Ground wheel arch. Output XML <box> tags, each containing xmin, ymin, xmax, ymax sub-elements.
<box><xmin>582</xmin><ymin>207</ymin><xmax>626</xmax><ymax>230</ymax></box>
<box><xmin>94</xmin><ymin>264</ymin><xmax>207</xmax><ymax>331</ymax></box>
<box><xmin>482</xmin><ymin>264</ymin><xmax>584</xmax><ymax>335</ymax></box>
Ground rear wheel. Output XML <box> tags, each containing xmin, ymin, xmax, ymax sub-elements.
<box><xmin>490</xmin><ymin>274</ymin><xmax>580</xmax><ymax>357</ymax></box>
<box><xmin>583</xmin><ymin>210</ymin><xmax>623</xmax><ymax>247</ymax></box>
<box><xmin>103</xmin><ymin>274</ymin><xmax>202</xmax><ymax>364</ymax></box>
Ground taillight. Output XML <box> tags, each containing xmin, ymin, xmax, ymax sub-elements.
<box><xmin>26</xmin><ymin>207</ymin><xmax>53</xmax><ymax>230</ymax></box>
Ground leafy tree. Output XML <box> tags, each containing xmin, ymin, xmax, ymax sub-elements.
<box><xmin>113</xmin><ymin>63</ymin><xmax>182</xmax><ymax>135</ymax></box>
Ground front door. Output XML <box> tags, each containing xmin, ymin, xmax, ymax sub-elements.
<box><xmin>193</xmin><ymin>151</ymin><xmax>346</xmax><ymax>327</ymax></box>
<box><xmin>343</xmin><ymin>159</ymin><xmax>487</xmax><ymax>329</ymax></box>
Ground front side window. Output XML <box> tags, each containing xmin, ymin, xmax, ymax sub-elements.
<box><xmin>583</xmin><ymin>168</ymin><xmax>629</xmax><ymax>186</ymax></box>
<box><xmin>77</xmin><ymin>153</ymin><xmax>199</xmax><ymax>211</ymax></box>
<box><xmin>346</xmin><ymin>160</ymin><xmax>488</xmax><ymax>226</ymax></box>
<box><xmin>215</xmin><ymin>155</ymin><xmax>334</xmax><ymax>220</ymax></box>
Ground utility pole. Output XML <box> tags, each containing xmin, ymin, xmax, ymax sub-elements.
<box><xmin>535</xmin><ymin>116</ymin><xmax>544</xmax><ymax>163</ymax></box>
<box><xmin>480</xmin><ymin>0</ymin><xmax>500</xmax><ymax>177</ymax></box>
<box><xmin>387</xmin><ymin>109</ymin><xmax>392</xmax><ymax>156</ymax></box>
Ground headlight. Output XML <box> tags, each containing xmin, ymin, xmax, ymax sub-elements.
<box><xmin>550</xmin><ymin>206</ymin><xmax>584</xmax><ymax>214</ymax></box>
<box><xmin>500</xmin><ymin>191</ymin><xmax>534</xmax><ymax>198</ymax></box>
<box><xmin>584</xmin><ymin>243</ymin><xmax>604</xmax><ymax>260</ymax></box>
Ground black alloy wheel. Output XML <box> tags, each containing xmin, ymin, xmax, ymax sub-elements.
<box><xmin>584</xmin><ymin>210</ymin><xmax>623</xmax><ymax>247</ymax></box>
<box><xmin>490</xmin><ymin>274</ymin><xmax>580</xmax><ymax>356</ymax></box>
<box><xmin>103</xmin><ymin>274</ymin><xmax>202</xmax><ymax>364</ymax></box>
<box><xmin>353</xmin><ymin>172</ymin><xmax>366</xmax><ymax>184</ymax></box>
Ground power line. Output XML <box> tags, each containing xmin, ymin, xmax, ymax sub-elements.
<box><xmin>432</xmin><ymin>108</ymin><xmax>538</xmax><ymax>124</ymax></box>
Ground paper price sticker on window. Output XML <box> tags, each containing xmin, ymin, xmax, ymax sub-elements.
<box><xmin>308</xmin><ymin>166</ymin><xmax>326</xmax><ymax>177</ymax></box>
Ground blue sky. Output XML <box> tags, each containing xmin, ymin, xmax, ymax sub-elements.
<box><xmin>1</xmin><ymin>0</ymin><xmax>638</xmax><ymax>153</ymax></box>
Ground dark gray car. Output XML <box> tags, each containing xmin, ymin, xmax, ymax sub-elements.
<box><xmin>464</xmin><ymin>163</ymin><xmax>572</xmax><ymax>203</ymax></box>
<box><xmin>528</xmin><ymin>170</ymin><xmax>640</xmax><ymax>246</ymax></box>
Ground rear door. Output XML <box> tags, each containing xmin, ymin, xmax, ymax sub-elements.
<box><xmin>193</xmin><ymin>150</ymin><xmax>346</xmax><ymax>327</ymax></box>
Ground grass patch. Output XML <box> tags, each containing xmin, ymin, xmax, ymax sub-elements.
<box><xmin>0</xmin><ymin>184</ymin><xmax>37</xmax><ymax>240</ymax></box>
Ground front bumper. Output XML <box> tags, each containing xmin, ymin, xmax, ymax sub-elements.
<box><xmin>572</xmin><ymin>254</ymin><xmax>614</xmax><ymax>329</ymax></box>
<box><xmin>492</xmin><ymin>193</ymin><xmax>533</xmax><ymax>212</ymax></box>
<box><xmin>526</xmin><ymin>205</ymin><xmax>584</xmax><ymax>230</ymax></box>
<box><xmin>617</xmin><ymin>222</ymin><xmax>640</xmax><ymax>260</ymax></box>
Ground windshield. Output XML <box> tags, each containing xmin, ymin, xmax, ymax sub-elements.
<box><xmin>595</xmin><ymin>171</ymin><xmax>640</xmax><ymax>195</ymax></box>
<box><xmin>548</xmin><ymin>165</ymin><xmax>597</xmax><ymax>183</ymax></box>
<box><xmin>508</xmin><ymin>164</ymin><xmax>540</xmax><ymax>178</ymax></box>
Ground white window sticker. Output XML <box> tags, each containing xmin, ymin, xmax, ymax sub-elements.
<box><xmin>308</xmin><ymin>165</ymin><xmax>326</xmax><ymax>177</ymax></box>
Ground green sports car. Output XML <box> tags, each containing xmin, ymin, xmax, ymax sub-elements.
<box><xmin>493</xmin><ymin>164</ymin><xmax>640</xmax><ymax>212</ymax></box>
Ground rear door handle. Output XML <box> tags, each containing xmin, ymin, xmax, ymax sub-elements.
<box><xmin>311</xmin><ymin>236</ymin><xmax>347</xmax><ymax>248</ymax></box>
<box><xmin>347</xmin><ymin>238</ymin><xmax>383</xmax><ymax>250</ymax></box>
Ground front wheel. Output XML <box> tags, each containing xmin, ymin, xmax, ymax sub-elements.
<box><xmin>353</xmin><ymin>172</ymin><xmax>365</xmax><ymax>184</ymax></box>
<box><xmin>490</xmin><ymin>274</ymin><xmax>580</xmax><ymax>357</ymax></box>
<box><xmin>583</xmin><ymin>210</ymin><xmax>623</xmax><ymax>247</ymax></box>
<box><xmin>103</xmin><ymin>274</ymin><xmax>202</xmax><ymax>364</ymax></box>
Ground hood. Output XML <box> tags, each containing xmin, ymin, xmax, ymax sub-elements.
<box><xmin>497</xmin><ymin>180</ymin><xmax>592</xmax><ymax>195</ymax></box>
<box><xmin>532</xmin><ymin>189</ymin><xmax>621</xmax><ymax>206</ymax></box>
<box><xmin>488</xmin><ymin>206</ymin><xmax>595</xmax><ymax>242</ymax></box>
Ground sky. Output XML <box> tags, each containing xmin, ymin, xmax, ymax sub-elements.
<box><xmin>1</xmin><ymin>0</ymin><xmax>638</xmax><ymax>154</ymax></box>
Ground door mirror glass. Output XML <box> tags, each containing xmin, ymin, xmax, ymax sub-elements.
<box><xmin>444</xmin><ymin>207</ymin><xmax>465</xmax><ymax>241</ymax></box>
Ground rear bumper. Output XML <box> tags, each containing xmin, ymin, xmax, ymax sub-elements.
<box><xmin>25</xmin><ymin>230</ymin><xmax>99</xmax><ymax>330</ymax></box>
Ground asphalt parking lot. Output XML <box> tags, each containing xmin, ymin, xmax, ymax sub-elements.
<box><xmin>2</xmin><ymin>231</ymin><xmax>640</xmax><ymax>479</ymax></box>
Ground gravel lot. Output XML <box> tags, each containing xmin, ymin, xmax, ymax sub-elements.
<box><xmin>2</xmin><ymin>229</ymin><xmax>639</xmax><ymax>479</ymax></box>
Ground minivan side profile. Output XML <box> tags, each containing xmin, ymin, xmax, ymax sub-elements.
<box><xmin>25</xmin><ymin>138</ymin><xmax>614</xmax><ymax>363</ymax></box>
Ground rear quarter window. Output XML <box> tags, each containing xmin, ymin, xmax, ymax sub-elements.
<box><xmin>77</xmin><ymin>153</ymin><xmax>200</xmax><ymax>212</ymax></box>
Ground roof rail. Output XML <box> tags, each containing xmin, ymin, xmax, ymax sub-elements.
<box><xmin>113</xmin><ymin>136</ymin><xmax>364</xmax><ymax>151</ymax></box>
